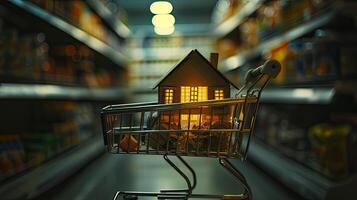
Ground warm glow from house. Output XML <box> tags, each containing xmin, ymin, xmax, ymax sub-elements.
<box><xmin>198</xmin><ymin>87</ymin><xmax>208</xmax><ymax>101</ymax></box>
<box><xmin>181</xmin><ymin>86</ymin><xmax>207</xmax><ymax>103</ymax></box>
<box><xmin>150</xmin><ymin>1</ymin><xmax>173</xmax><ymax>14</ymax></box>
<box><xmin>181</xmin><ymin>86</ymin><xmax>190</xmax><ymax>103</ymax></box>
<box><xmin>180</xmin><ymin>114</ymin><xmax>200</xmax><ymax>129</ymax></box>
<box><xmin>164</xmin><ymin>89</ymin><xmax>173</xmax><ymax>104</ymax></box>
<box><xmin>180</xmin><ymin>86</ymin><xmax>208</xmax><ymax>128</ymax></box>
<box><xmin>214</xmin><ymin>89</ymin><xmax>224</xmax><ymax>100</ymax></box>
<box><xmin>191</xmin><ymin>87</ymin><xmax>198</xmax><ymax>102</ymax></box>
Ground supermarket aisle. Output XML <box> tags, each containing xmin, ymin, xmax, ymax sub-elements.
<box><xmin>40</xmin><ymin>153</ymin><xmax>301</xmax><ymax>200</ymax></box>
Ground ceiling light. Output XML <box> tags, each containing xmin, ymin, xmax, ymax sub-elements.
<box><xmin>154</xmin><ymin>26</ymin><xmax>175</xmax><ymax>35</ymax></box>
<box><xmin>152</xmin><ymin>14</ymin><xmax>175</xmax><ymax>27</ymax></box>
<box><xmin>150</xmin><ymin>1</ymin><xmax>173</xmax><ymax>14</ymax></box>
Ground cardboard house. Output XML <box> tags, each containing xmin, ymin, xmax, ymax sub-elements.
<box><xmin>153</xmin><ymin>49</ymin><xmax>238</xmax><ymax>104</ymax></box>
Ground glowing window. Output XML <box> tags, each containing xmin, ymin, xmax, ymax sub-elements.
<box><xmin>164</xmin><ymin>89</ymin><xmax>174</xmax><ymax>104</ymax></box>
<box><xmin>214</xmin><ymin>90</ymin><xmax>224</xmax><ymax>100</ymax></box>
<box><xmin>180</xmin><ymin>114</ymin><xmax>200</xmax><ymax>130</ymax></box>
<box><xmin>181</xmin><ymin>86</ymin><xmax>207</xmax><ymax>103</ymax></box>
<box><xmin>181</xmin><ymin>86</ymin><xmax>191</xmax><ymax>103</ymax></box>
<box><xmin>198</xmin><ymin>86</ymin><xmax>208</xmax><ymax>101</ymax></box>
<box><xmin>191</xmin><ymin>87</ymin><xmax>198</xmax><ymax>102</ymax></box>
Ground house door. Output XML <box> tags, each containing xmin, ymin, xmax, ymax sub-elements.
<box><xmin>180</xmin><ymin>86</ymin><xmax>207</xmax><ymax>129</ymax></box>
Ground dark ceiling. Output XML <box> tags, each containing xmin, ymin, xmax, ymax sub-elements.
<box><xmin>117</xmin><ymin>0</ymin><xmax>218</xmax><ymax>35</ymax></box>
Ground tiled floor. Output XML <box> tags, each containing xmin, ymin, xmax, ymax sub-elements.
<box><xmin>40</xmin><ymin>153</ymin><xmax>302</xmax><ymax>200</ymax></box>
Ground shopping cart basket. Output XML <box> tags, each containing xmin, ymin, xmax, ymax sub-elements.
<box><xmin>101</xmin><ymin>60</ymin><xmax>281</xmax><ymax>200</ymax></box>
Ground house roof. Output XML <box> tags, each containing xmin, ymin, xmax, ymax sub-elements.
<box><xmin>153</xmin><ymin>49</ymin><xmax>238</xmax><ymax>89</ymax></box>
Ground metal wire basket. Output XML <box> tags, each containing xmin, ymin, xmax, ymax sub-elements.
<box><xmin>101</xmin><ymin>60</ymin><xmax>281</xmax><ymax>200</ymax></box>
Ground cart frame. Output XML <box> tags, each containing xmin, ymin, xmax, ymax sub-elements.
<box><xmin>101</xmin><ymin>60</ymin><xmax>281</xmax><ymax>200</ymax></box>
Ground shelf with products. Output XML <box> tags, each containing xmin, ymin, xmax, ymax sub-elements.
<box><xmin>0</xmin><ymin>0</ymin><xmax>126</xmax><ymax>196</ymax></box>
<box><xmin>2</xmin><ymin>0</ymin><xmax>128</xmax><ymax>68</ymax></box>
<box><xmin>220</xmin><ymin>11</ymin><xmax>335</xmax><ymax>72</ymax></box>
<box><xmin>216</xmin><ymin>1</ymin><xmax>357</xmax><ymax>72</ymax></box>
<box><xmin>213</xmin><ymin>0</ymin><xmax>264</xmax><ymax>36</ymax></box>
<box><xmin>248</xmin><ymin>138</ymin><xmax>357</xmax><ymax>200</ymax></box>
<box><xmin>223</xmin><ymin>26</ymin><xmax>357</xmax><ymax>92</ymax></box>
<box><xmin>248</xmin><ymin>99</ymin><xmax>357</xmax><ymax>199</ymax></box>
<box><xmin>222</xmin><ymin>36</ymin><xmax>357</xmax><ymax>104</ymax></box>
<box><xmin>130</xmin><ymin>47</ymin><xmax>215</xmax><ymax>61</ymax></box>
<box><xmin>0</xmin><ymin>135</ymin><xmax>104</xmax><ymax>199</ymax></box>
<box><xmin>0</xmin><ymin>83</ymin><xmax>130</xmax><ymax>101</ymax></box>
<box><xmin>128</xmin><ymin>86</ymin><xmax>337</xmax><ymax>105</ymax></box>
<box><xmin>213</xmin><ymin>2</ymin><xmax>357</xmax><ymax>197</ymax></box>
<box><xmin>128</xmin><ymin>34</ymin><xmax>215</xmax><ymax>49</ymax></box>
<box><xmin>129</xmin><ymin>35</ymin><xmax>216</xmax><ymax>61</ymax></box>
<box><xmin>28</xmin><ymin>0</ymin><xmax>127</xmax><ymax>53</ymax></box>
<box><xmin>128</xmin><ymin>35</ymin><xmax>216</xmax><ymax>99</ymax></box>
<box><xmin>0</xmin><ymin>101</ymin><xmax>105</xmax><ymax>189</ymax></box>
<box><xmin>0</xmin><ymin>13</ymin><xmax>129</xmax><ymax>95</ymax></box>
<box><xmin>260</xmin><ymin>87</ymin><xmax>335</xmax><ymax>104</ymax></box>
<box><xmin>86</xmin><ymin>0</ymin><xmax>130</xmax><ymax>39</ymax></box>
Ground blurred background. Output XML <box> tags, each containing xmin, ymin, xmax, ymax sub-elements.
<box><xmin>0</xmin><ymin>0</ymin><xmax>356</xmax><ymax>199</ymax></box>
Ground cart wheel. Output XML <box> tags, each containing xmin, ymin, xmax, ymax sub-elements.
<box><xmin>123</xmin><ymin>194</ymin><xmax>138</xmax><ymax>200</ymax></box>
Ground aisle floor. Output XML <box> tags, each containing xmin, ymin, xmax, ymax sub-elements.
<box><xmin>40</xmin><ymin>153</ymin><xmax>302</xmax><ymax>200</ymax></box>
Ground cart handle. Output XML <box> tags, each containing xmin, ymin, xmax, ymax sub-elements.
<box><xmin>244</xmin><ymin>59</ymin><xmax>281</xmax><ymax>84</ymax></box>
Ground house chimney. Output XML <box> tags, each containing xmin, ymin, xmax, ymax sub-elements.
<box><xmin>210</xmin><ymin>53</ymin><xmax>219</xmax><ymax>69</ymax></box>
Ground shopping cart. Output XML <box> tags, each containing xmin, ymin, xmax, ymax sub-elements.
<box><xmin>101</xmin><ymin>60</ymin><xmax>281</xmax><ymax>200</ymax></box>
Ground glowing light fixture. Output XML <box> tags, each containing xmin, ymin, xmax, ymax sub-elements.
<box><xmin>154</xmin><ymin>26</ymin><xmax>175</xmax><ymax>35</ymax></box>
<box><xmin>150</xmin><ymin>1</ymin><xmax>173</xmax><ymax>14</ymax></box>
<box><xmin>152</xmin><ymin>14</ymin><xmax>175</xmax><ymax>27</ymax></box>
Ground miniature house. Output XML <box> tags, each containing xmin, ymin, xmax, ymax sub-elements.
<box><xmin>153</xmin><ymin>49</ymin><xmax>238</xmax><ymax>104</ymax></box>
<box><xmin>153</xmin><ymin>50</ymin><xmax>238</xmax><ymax>129</ymax></box>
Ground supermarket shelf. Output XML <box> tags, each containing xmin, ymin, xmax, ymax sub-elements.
<box><xmin>261</xmin><ymin>87</ymin><xmax>335</xmax><ymax>104</ymax></box>
<box><xmin>0</xmin><ymin>83</ymin><xmax>130</xmax><ymax>101</ymax></box>
<box><xmin>130</xmin><ymin>47</ymin><xmax>213</xmax><ymax>61</ymax></box>
<box><xmin>129</xmin><ymin>87</ymin><xmax>335</xmax><ymax>104</ymax></box>
<box><xmin>86</xmin><ymin>0</ymin><xmax>131</xmax><ymax>39</ymax></box>
<box><xmin>7</xmin><ymin>0</ymin><xmax>127</xmax><ymax>67</ymax></box>
<box><xmin>214</xmin><ymin>0</ymin><xmax>263</xmax><ymax>36</ymax></box>
<box><xmin>248</xmin><ymin>138</ymin><xmax>357</xmax><ymax>200</ymax></box>
<box><xmin>220</xmin><ymin>11</ymin><xmax>335</xmax><ymax>72</ymax></box>
<box><xmin>0</xmin><ymin>136</ymin><xmax>105</xmax><ymax>199</ymax></box>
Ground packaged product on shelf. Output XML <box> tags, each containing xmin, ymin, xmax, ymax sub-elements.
<box><xmin>30</xmin><ymin>0</ymin><xmax>118</xmax><ymax>47</ymax></box>
<box><xmin>330</xmin><ymin>113</ymin><xmax>357</xmax><ymax>174</ymax></box>
<box><xmin>0</xmin><ymin>134</ymin><xmax>26</xmax><ymax>180</ymax></box>
<box><xmin>309</xmin><ymin>0</ymin><xmax>332</xmax><ymax>15</ymax></box>
<box><xmin>268</xmin><ymin>41</ymin><xmax>288</xmax><ymax>84</ymax></box>
<box><xmin>70</xmin><ymin>0</ymin><xmax>83</xmax><ymax>26</ymax></box>
<box><xmin>31</xmin><ymin>0</ymin><xmax>54</xmax><ymax>11</ymax></box>
<box><xmin>100</xmin><ymin>0</ymin><xmax>129</xmax><ymax>26</ymax></box>
<box><xmin>312</xmin><ymin>40</ymin><xmax>339</xmax><ymax>79</ymax></box>
<box><xmin>24</xmin><ymin>132</ymin><xmax>59</xmax><ymax>166</ymax></box>
<box><xmin>24</xmin><ymin>102</ymin><xmax>97</xmax><ymax>167</ymax></box>
<box><xmin>287</xmin><ymin>40</ymin><xmax>305</xmax><ymax>81</ymax></box>
<box><xmin>217</xmin><ymin>38</ymin><xmax>239</xmax><ymax>59</ymax></box>
<box><xmin>267</xmin><ymin>33</ymin><xmax>342</xmax><ymax>85</ymax></box>
<box><xmin>339</xmin><ymin>46</ymin><xmax>357</xmax><ymax>77</ymax></box>
<box><xmin>257</xmin><ymin>0</ymin><xmax>281</xmax><ymax>40</ymax></box>
<box><xmin>308</xmin><ymin>123</ymin><xmax>351</xmax><ymax>178</ymax></box>
<box><xmin>240</xmin><ymin>18</ymin><xmax>258</xmax><ymax>49</ymax></box>
<box><xmin>212</xmin><ymin>0</ymin><xmax>243</xmax><ymax>25</ymax></box>
<box><xmin>0</xmin><ymin>28</ymin><xmax>49</xmax><ymax>82</ymax></box>
<box><xmin>280</xmin><ymin>0</ymin><xmax>312</xmax><ymax>29</ymax></box>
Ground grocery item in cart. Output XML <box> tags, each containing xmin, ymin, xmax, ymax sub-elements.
<box><xmin>144</xmin><ymin>105</ymin><xmax>234</xmax><ymax>154</ymax></box>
